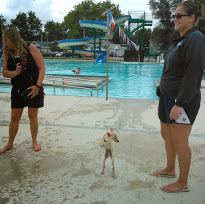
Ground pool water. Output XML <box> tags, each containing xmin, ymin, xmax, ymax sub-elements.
<box><xmin>0</xmin><ymin>61</ymin><xmax>164</xmax><ymax>100</ymax></box>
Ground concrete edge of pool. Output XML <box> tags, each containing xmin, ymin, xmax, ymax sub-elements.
<box><xmin>0</xmin><ymin>92</ymin><xmax>205</xmax><ymax>204</ymax></box>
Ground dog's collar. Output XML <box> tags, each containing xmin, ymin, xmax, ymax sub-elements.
<box><xmin>104</xmin><ymin>138</ymin><xmax>108</xmax><ymax>142</ymax></box>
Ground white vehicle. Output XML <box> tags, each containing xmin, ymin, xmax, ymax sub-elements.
<box><xmin>55</xmin><ymin>52</ymin><xmax>63</xmax><ymax>57</ymax></box>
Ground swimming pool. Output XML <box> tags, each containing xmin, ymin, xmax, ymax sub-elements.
<box><xmin>0</xmin><ymin>61</ymin><xmax>164</xmax><ymax>100</ymax></box>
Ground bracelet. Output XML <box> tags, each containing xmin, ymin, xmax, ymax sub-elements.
<box><xmin>35</xmin><ymin>84</ymin><xmax>41</xmax><ymax>89</ymax></box>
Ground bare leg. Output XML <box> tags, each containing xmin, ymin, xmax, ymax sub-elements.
<box><xmin>110</xmin><ymin>148</ymin><xmax>115</xmax><ymax>177</ymax></box>
<box><xmin>111</xmin><ymin>155</ymin><xmax>115</xmax><ymax>177</ymax></box>
<box><xmin>162</xmin><ymin>122</ymin><xmax>177</xmax><ymax>174</ymax></box>
<box><xmin>28</xmin><ymin>107</ymin><xmax>41</xmax><ymax>152</ymax></box>
<box><xmin>101</xmin><ymin>157</ymin><xmax>106</xmax><ymax>174</ymax></box>
<box><xmin>101</xmin><ymin>150</ymin><xmax>109</xmax><ymax>174</ymax></box>
<box><xmin>153</xmin><ymin>121</ymin><xmax>176</xmax><ymax>176</ymax></box>
<box><xmin>163</xmin><ymin>123</ymin><xmax>192</xmax><ymax>191</ymax></box>
<box><xmin>0</xmin><ymin>108</ymin><xmax>24</xmax><ymax>154</ymax></box>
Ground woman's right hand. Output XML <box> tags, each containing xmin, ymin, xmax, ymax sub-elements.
<box><xmin>15</xmin><ymin>63</ymin><xmax>22</xmax><ymax>76</ymax></box>
<box><xmin>169</xmin><ymin>105</ymin><xmax>182</xmax><ymax>120</ymax></box>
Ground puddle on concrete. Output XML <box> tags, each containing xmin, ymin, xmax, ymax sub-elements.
<box><xmin>124</xmin><ymin>178</ymin><xmax>155</xmax><ymax>191</ymax></box>
<box><xmin>72</xmin><ymin>163</ymin><xmax>92</xmax><ymax>177</ymax></box>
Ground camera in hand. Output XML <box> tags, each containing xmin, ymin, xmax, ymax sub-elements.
<box><xmin>20</xmin><ymin>62</ymin><xmax>27</xmax><ymax>71</ymax></box>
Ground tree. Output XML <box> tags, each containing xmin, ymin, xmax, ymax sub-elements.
<box><xmin>132</xmin><ymin>28</ymin><xmax>152</xmax><ymax>48</ymax></box>
<box><xmin>0</xmin><ymin>15</ymin><xmax>7</xmax><ymax>44</ymax></box>
<box><xmin>195</xmin><ymin>0</ymin><xmax>205</xmax><ymax>35</ymax></box>
<box><xmin>149</xmin><ymin>0</ymin><xmax>205</xmax><ymax>52</ymax></box>
<box><xmin>27</xmin><ymin>11</ymin><xmax>42</xmax><ymax>41</ymax></box>
<box><xmin>10</xmin><ymin>11</ymin><xmax>42</xmax><ymax>41</ymax></box>
<box><xmin>149</xmin><ymin>0</ymin><xmax>181</xmax><ymax>51</ymax></box>
<box><xmin>62</xmin><ymin>0</ymin><xmax>122</xmax><ymax>39</ymax></box>
<box><xmin>44</xmin><ymin>21</ymin><xmax>67</xmax><ymax>42</ymax></box>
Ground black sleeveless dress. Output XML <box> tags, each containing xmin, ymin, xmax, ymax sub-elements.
<box><xmin>7</xmin><ymin>46</ymin><xmax>44</xmax><ymax>108</ymax></box>
<box><xmin>7</xmin><ymin>47</ymin><xmax>39</xmax><ymax>91</ymax></box>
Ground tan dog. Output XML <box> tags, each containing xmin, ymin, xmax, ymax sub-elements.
<box><xmin>100</xmin><ymin>128</ymin><xmax>119</xmax><ymax>177</ymax></box>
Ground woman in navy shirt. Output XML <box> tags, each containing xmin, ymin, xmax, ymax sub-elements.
<box><xmin>151</xmin><ymin>1</ymin><xmax>205</xmax><ymax>193</ymax></box>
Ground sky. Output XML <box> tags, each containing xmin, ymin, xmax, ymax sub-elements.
<box><xmin>0</xmin><ymin>0</ymin><xmax>154</xmax><ymax>25</ymax></box>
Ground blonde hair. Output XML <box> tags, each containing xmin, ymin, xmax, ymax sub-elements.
<box><xmin>3</xmin><ymin>27</ymin><xmax>27</xmax><ymax>61</ymax></box>
<box><xmin>179</xmin><ymin>0</ymin><xmax>205</xmax><ymax>25</ymax></box>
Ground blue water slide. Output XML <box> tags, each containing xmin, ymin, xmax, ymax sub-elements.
<box><xmin>79</xmin><ymin>15</ymin><xmax>131</xmax><ymax>30</ymax></box>
<box><xmin>58</xmin><ymin>15</ymin><xmax>131</xmax><ymax>63</ymax></box>
<box><xmin>96</xmin><ymin>51</ymin><xmax>107</xmax><ymax>63</ymax></box>
<box><xmin>73</xmin><ymin>47</ymin><xmax>106</xmax><ymax>63</ymax></box>
<box><xmin>58</xmin><ymin>35</ymin><xmax>106</xmax><ymax>49</ymax></box>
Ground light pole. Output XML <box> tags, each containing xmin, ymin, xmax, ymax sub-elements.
<box><xmin>106</xmin><ymin>10</ymin><xmax>110</xmax><ymax>100</ymax></box>
<box><xmin>0</xmin><ymin>21</ymin><xmax>3</xmax><ymax>68</ymax></box>
<box><xmin>46</xmin><ymin>32</ymin><xmax>48</xmax><ymax>47</ymax></box>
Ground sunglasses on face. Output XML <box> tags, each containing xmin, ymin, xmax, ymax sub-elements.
<box><xmin>172</xmin><ymin>14</ymin><xmax>191</xmax><ymax>19</ymax></box>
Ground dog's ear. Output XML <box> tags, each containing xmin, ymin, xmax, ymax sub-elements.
<box><xmin>107</xmin><ymin>132</ymin><xmax>111</xmax><ymax>137</ymax></box>
<box><xmin>110</xmin><ymin>128</ymin><xmax>113</xmax><ymax>132</ymax></box>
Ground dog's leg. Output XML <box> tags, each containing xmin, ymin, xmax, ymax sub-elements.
<box><xmin>101</xmin><ymin>157</ymin><xmax>106</xmax><ymax>174</ymax></box>
<box><xmin>111</xmin><ymin>158</ymin><xmax>115</xmax><ymax>177</ymax></box>
<box><xmin>110</xmin><ymin>150</ymin><xmax>115</xmax><ymax>177</ymax></box>
<box><xmin>101</xmin><ymin>150</ymin><xmax>108</xmax><ymax>174</ymax></box>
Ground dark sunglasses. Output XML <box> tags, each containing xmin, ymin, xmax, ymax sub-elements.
<box><xmin>173</xmin><ymin>14</ymin><xmax>191</xmax><ymax>19</ymax></box>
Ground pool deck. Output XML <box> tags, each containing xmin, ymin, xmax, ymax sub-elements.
<box><xmin>0</xmin><ymin>91</ymin><xmax>205</xmax><ymax>204</ymax></box>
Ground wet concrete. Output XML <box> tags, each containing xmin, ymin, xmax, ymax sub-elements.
<box><xmin>0</xmin><ymin>92</ymin><xmax>205</xmax><ymax>204</ymax></box>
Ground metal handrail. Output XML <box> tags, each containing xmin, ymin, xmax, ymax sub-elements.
<box><xmin>43</xmin><ymin>80</ymin><xmax>93</xmax><ymax>97</ymax></box>
<box><xmin>44</xmin><ymin>75</ymin><xmax>108</xmax><ymax>96</ymax></box>
<box><xmin>45</xmin><ymin>75</ymin><xmax>105</xmax><ymax>92</ymax></box>
<box><xmin>43</xmin><ymin>78</ymin><xmax>100</xmax><ymax>96</ymax></box>
<box><xmin>44</xmin><ymin>77</ymin><xmax>101</xmax><ymax>90</ymax></box>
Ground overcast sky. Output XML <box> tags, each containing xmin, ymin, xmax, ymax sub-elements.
<box><xmin>0</xmin><ymin>0</ymin><xmax>153</xmax><ymax>24</ymax></box>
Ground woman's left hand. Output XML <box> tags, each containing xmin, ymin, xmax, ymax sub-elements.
<box><xmin>169</xmin><ymin>105</ymin><xmax>182</xmax><ymax>120</ymax></box>
<box><xmin>27</xmin><ymin>86</ymin><xmax>39</xmax><ymax>99</ymax></box>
